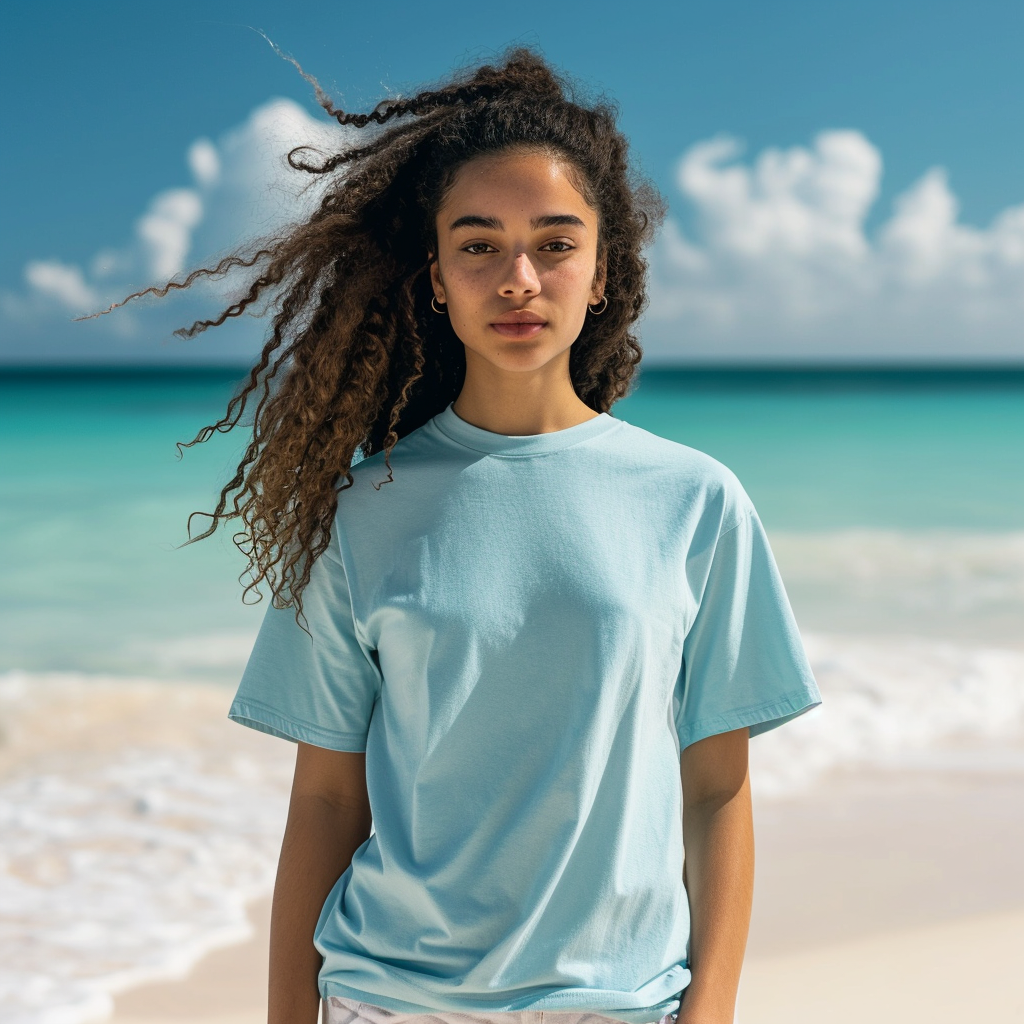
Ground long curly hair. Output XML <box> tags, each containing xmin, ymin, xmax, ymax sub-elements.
<box><xmin>96</xmin><ymin>47</ymin><xmax>665</xmax><ymax>614</ymax></box>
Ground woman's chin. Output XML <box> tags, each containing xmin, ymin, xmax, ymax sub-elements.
<box><xmin>486</xmin><ymin>348</ymin><xmax>567</xmax><ymax>375</ymax></box>
<box><xmin>461</xmin><ymin>336</ymin><xmax>570</xmax><ymax>374</ymax></box>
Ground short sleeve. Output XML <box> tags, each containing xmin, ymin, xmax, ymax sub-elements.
<box><xmin>674</xmin><ymin>508</ymin><xmax>821</xmax><ymax>750</ymax></box>
<box><xmin>228</xmin><ymin>537</ymin><xmax>382</xmax><ymax>752</ymax></box>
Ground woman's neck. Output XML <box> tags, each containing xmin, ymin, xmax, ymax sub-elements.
<box><xmin>451</xmin><ymin>353</ymin><xmax>599</xmax><ymax>436</ymax></box>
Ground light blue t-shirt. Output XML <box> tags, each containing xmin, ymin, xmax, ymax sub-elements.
<box><xmin>229</xmin><ymin>404</ymin><xmax>820</xmax><ymax>1024</ymax></box>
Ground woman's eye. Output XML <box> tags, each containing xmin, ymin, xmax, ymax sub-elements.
<box><xmin>542</xmin><ymin>241</ymin><xmax>575</xmax><ymax>253</ymax></box>
<box><xmin>463</xmin><ymin>243</ymin><xmax>496</xmax><ymax>255</ymax></box>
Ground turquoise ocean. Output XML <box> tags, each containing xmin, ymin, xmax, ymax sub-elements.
<box><xmin>3</xmin><ymin>367</ymin><xmax>1022</xmax><ymax>676</ymax></box>
<box><xmin>2</xmin><ymin>366</ymin><xmax>1024</xmax><ymax>1023</ymax></box>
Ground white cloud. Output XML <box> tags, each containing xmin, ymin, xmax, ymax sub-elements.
<box><xmin>1</xmin><ymin>98</ymin><xmax>349</xmax><ymax>362</ymax></box>
<box><xmin>190</xmin><ymin>98</ymin><xmax>347</xmax><ymax>245</ymax></box>
<box><xmin>646</xmin><ymin>131</ymin><xmax>1024</xmax><ymax>361</ymax></box>
<box><xmin>23</xmin><ymin>260</ymin><xmax>99</xmax><ymax>313</ymax></box>
<box><xmin>136</xmin><ymin>188</ymin><xmax>203</xmax><ymax>280</ymax></box>
<box><xmin>8</xmin><ymin>112</ymin><xmax>1023</xmax><ymax>364</ymax></box>
<box><xmin>187</xmin><ymin>138</ymin><xmax>221</xmax><ymax>188</ymax></box>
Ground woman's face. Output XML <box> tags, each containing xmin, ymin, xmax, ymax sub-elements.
<box><xmin>430</xmin><ymin>149</ymin><xmax>604</xmax><ymax>376</ymax></box>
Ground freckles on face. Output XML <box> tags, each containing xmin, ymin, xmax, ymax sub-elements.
<box><xmin>430</xmin><ymin>149</ymin><xmax>604</xmax><ymax>372</ymax></box>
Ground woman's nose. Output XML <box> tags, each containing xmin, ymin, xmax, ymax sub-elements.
<box><xmin>499</xmin><ymin>252</ymin><xmax>541</xmax><ymax>298</ymax></box>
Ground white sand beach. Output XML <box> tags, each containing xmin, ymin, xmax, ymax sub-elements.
<box><xmin>742</xmin><ymin>755</ymin><xmax>1024</xmax><ymax>1023</ymax></box>
<box><xmin>740</xmin><ymin>908</ymin><xmax>1024</xmax><ymax>1024</ymax></box>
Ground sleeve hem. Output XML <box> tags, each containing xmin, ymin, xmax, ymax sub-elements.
<box><xmin>228</xmin><ymin>697</ymin><xmax>368</xmax><ymax>752</ymax></box>
<box><xmin>677</xmin><ymin>685</ymin><xmax>821</xmax><ymax>751</ymax></box>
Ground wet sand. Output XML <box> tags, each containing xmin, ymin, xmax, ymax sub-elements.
<box><xmin>111</xmin><ymin>897</ymin><xmax>271</xmax><ymax>1024</ymax></box>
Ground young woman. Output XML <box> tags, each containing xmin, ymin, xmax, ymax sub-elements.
<box><xmin>113</xmin><ymin>48</ymin><xmax>820</xmax><ymax>1024</ymax></box>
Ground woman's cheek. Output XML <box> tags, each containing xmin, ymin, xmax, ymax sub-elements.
<box><xmin>550</xmin><ymin>256</ymin><xmax>596</xmax><ymax>296</ymax></box>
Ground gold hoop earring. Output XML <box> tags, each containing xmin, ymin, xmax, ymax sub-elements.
<box><xmin>588</xmin><ymin>296</ymin><xmax>608</xmax><ymax>315</ymax></box>
<box><xmin>431</xmin><ymin>296</ymin><xmax>448</xmax><ymax>315</ymax></box>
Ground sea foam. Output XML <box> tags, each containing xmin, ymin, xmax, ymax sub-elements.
<box><xmin>0</xmin><ymin>672</ymin><xmax>291</xmax><ymax>1024</ymax></box>
<box><xmin>752</xmin><ymin>633</ymin><xmax>1024</xmax><ymax>798</ymax></box>
<box><xmin>771</xmin><ymin>529</ymin><xmax>1024</xmax><ymax>643</ymax></box>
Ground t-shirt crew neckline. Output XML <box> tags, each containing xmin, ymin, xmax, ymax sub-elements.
<box><xmin>433</xmin><ymin>403</ymin><xmax>623</xmax><ymax>457</ymax></box>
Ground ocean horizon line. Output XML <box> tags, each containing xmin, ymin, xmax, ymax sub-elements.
<box><xmin>4</xmin><ymin>362</ymin><xmax>1024</xmax><ymax>392</ymax></box>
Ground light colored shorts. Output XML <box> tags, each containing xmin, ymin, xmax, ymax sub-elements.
<box><xmin>322</xmin><ymin>996</ymin><xmax>676</xmax><ymax>1024</ymax></box>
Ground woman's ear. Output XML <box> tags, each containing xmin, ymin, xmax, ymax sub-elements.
<box><xmin>429</xmin><ymin>258</ymin><xmax>446</xmax><ymax>304</ymax></box>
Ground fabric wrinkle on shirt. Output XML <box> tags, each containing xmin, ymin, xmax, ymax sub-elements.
<box><xmin>232</xmin><ymin>403</ymin><xmax>821</xmax><ymax>1024</ymax></box>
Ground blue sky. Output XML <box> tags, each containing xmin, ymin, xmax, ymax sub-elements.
<box><xmin>2</xmin><ymin>0</ymin><xmax>1022</xmax><ymax>364</ymax></box>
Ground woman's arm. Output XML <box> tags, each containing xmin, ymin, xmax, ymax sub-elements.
<box><xmin>269</xmin><ymin>742</ymin><xmax>373</xmax><ymax>1024</ymax></box>
<box><xmin>677</xmin><ymin>727</ymin><xmax>754</xmax><ymax>1024</ymax></box>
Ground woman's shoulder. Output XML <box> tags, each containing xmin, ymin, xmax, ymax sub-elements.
<box><xmin>612</xmin><ymin>418</ymin><xmax>748</xmax><ymax>488</ymax></box>
<box><xmin>609</xmin><ymin>419</ymin><xmax>755</xmax><ymax>532</ymax></box>
<box><xmin>333</xmin><ymin>415</ymin><xmax>453</xmax><ymax>516</ymax></box>
<box><xmin>345</xmin><ymin>416</ymin><xmax>445</xmax><ymax>476</ymax></box>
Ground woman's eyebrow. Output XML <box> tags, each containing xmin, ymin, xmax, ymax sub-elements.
<box><xmin>448</xmin><ymin>214</ymin><xmax>588</xmax><ymax>232</ymax></box>
<box><xmin>449</xmin><ymin>215</ymin><xmax>503</xmax><ymax>231</ymax></box>
<box><xmin>531</xmin><ymin>214</ymin><xmax>587</xmax><ymax>230</ymax></box>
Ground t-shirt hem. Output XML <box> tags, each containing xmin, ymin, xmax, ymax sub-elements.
<box><xmin>228</xmin><ymin>697</ymin><xmax>368</xmax><ymax>752</ymax></box>
<box><xmin>319</xmin><ymin>981</ymin><xmax>685</xmax><ymax>1024</ymax></box>
<box><xmin>676</xmin><ymin>684</ymin><xmax>821</xmax><ymax>750</ymax></box>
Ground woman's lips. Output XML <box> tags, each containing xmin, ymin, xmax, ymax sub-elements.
<box><xmin>490</xmin><ymin>312</ymin><xmax>547</xmax><ymax>339</ymax></box>
<box><xmin>490</xmin><ymin>321</ymin><xmax>546</xmax><ymax>339</ymax></box>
